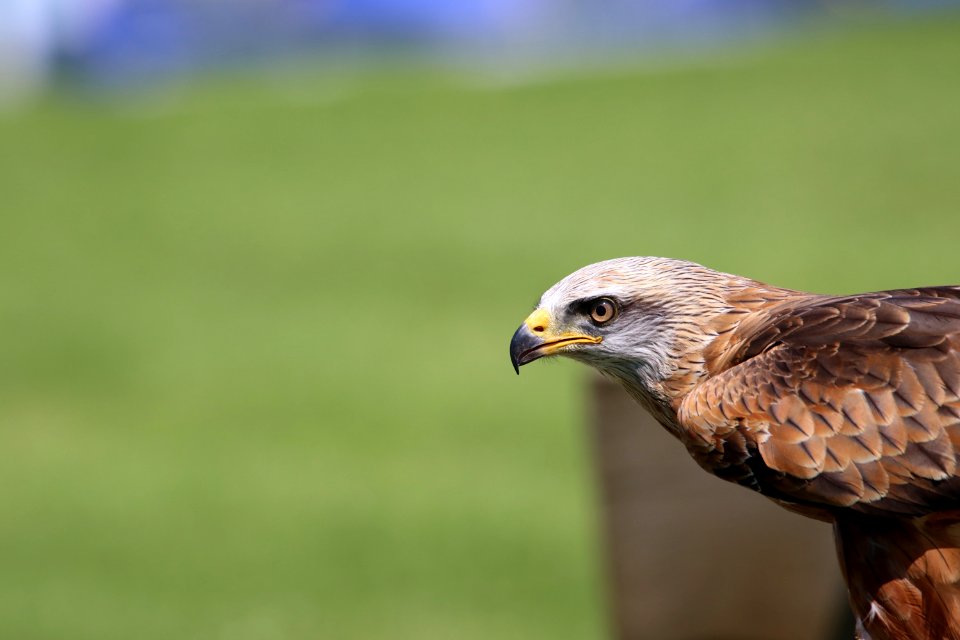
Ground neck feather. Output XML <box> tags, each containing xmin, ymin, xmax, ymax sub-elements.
<box><xmin>603</xmin><ymin>280</ymin><xmax>803</xmax><ymax>432</ymax></box>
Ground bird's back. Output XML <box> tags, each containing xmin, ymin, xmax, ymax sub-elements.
<box><xmin>678</xmin><ymin>286</ymin><xmax>960</xmax><ymax>639</ymax></box>
<box><xmin>679</xmin><ymin>286</ymin><xmax>960</xmax><ymax>516</ymax></box>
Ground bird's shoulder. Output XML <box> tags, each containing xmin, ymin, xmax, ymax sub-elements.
<box><xmin>678</xmin><ymin>286</ymin><xmax>960</xmax><ymax>516</ymax></box>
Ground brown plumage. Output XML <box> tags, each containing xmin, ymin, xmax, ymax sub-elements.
<box><xmin>509</xmin><ymin>257</ymin><xmax>960</xmax><ymax>640</ymax></box>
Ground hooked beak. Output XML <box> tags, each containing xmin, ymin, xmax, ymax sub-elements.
<box><xmin>509</xmin><ymin>309</ymin><xmax>602</xmax><ymax>374</ymax></box>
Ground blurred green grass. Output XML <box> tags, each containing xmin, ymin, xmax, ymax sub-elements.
<box><xmin>1</xmin><ymin>14</ymin><xmax>960</xmax><ymax>640</ymax></box>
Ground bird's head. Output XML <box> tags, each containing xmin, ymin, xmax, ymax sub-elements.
<box><xmin>509</xmin><ymin>257</ymin><xmax>757</xmax><ymax>402</ymax></box>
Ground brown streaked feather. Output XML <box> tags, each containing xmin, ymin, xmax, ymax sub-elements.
<box><xmin>836</xmin><ymin>513</ymin><xmax>960</xmax><ymax>640</ymax></box>
<box><xmin>677</xmin><ymin>287</ymin><xmax>960</xmax><ymax>639</ymax></box>
<box><xmin>679</xmin><ymin>289</ymin><xmax>960</xmax><ymax>517</ymax></box>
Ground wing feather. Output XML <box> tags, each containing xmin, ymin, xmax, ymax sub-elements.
<box><xmin>679</xmin><ymin>288</ymin><xmax>960</xmax><ymax>516</ymax></box>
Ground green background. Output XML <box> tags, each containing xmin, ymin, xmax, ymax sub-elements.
<box><xmin>1</xmin><ymin>15</ymin><xmax>959</xmax><ymax>639</ymax></box>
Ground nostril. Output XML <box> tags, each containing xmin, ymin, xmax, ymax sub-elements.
<box><xmin>533</xmin><ymin>326</ymin><xmax>545</xmax><ymax>333</ymax></box>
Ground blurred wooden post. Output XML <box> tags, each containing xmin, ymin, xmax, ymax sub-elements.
<box><xmin>588</xmin><ymin>375</ymin><xmax>853</xmax><ymax>640</ymax></box>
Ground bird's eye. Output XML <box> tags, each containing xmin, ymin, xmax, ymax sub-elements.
<box><xmin>589</xmin><ymin>298</ymin><xmax>617</xmax><ymax>324</ymax></box>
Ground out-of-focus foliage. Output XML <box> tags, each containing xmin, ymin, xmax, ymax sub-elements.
<box><xmin>1</xmin><ymin>14</ymin><xmax>959</xmax><ymax>640</ymax></box>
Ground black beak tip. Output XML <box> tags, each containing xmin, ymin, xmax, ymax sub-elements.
<box><xmin>510</xmin><ymin>324</ymin><xmax>540</xmax><ymax>376</ymax></box>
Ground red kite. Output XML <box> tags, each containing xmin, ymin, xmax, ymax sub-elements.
<box><xmin>510</xmin><ymin>257</ymin><xmax>960</xmax><ymax>640</ymax></box>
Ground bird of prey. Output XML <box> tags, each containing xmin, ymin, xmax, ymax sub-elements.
<box><xmin>509</xmin><ymin>257</ymin><xmax>960</xmax><ymax>640</ymax></box>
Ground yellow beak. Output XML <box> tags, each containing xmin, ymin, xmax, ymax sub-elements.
<box><xmin>509</xmin><ymin>309</ymin><xmax>602</xmax><ymax>374</ymax></box>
